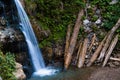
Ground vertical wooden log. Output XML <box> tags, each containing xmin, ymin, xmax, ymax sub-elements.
<box><xmin>75</xmin><ymin>42</ymin><xmax>83</xmax><ymax>65</ymax></box>
<box><xmin>64</xmin><ymin>24</ymin><xmax>72</xmax><ymax>58</ymax></box>
<box><xmin>64</xmin><ymin>9</ymin><xmax>84</xmax><ymax>69</ymax></box>
<box><xmin>78</xmin><ymin>38</ymin><xmax>88</xmax><ymax>68</ymax></box>
<box><xmin>102</xmin><ymin>34</ymin><xmax>118</xmax><ymax>67</ymax></box>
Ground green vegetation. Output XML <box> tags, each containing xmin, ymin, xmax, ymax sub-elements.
<box><xmin>91</xmin><ymin>0</ymin><xmax>120</xmax><ymax>30</ymax></box>
<box><xmin>25</xmin><ymin>0</ymin><xmax>120</xmax><ymax>47</ymax></box>
<box><xmin>25</xmin><ymin>0</ymin><xmax>85</xmax><ymax>47</ymax></box>
<box><xmin>0</xmin><ymin>51</ymin><xmax>16</xmax><ymax>80</ymax></box>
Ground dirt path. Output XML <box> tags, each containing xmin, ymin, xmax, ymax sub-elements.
<box><xmin>89</xmin><ymin>67</ymin><xmax>120</xmax><ymax>80</ymax></box>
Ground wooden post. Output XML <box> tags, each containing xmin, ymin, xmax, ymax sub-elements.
<box><xmin>75</xmin><ymin>42</ymin><xmax>83</xmax><ymax>65</ymax></box>
<box><xmin>88</xmin><ymin>34</ymin><xmax>96</xmax><ymax>52</ymax></box>
<box><xmin>78</xmin><ymin>38</ymin><xmax>88</xmax><ymax>68</ymax></box>
<box><xmin>110</xmin><ymin>57</ymin><xmax>120</xmax><ymax>62</ymax></box>
<box><xmin>64</xmin><ymin>9</ymin><xmax>84</xmax><ymax>69</ymax></box>
<box><xmin>102</xmin><ymin>34</ymin><xmax>118</xmax><ymax>67</ymax></box>
<box><xmin>64</xmin><ymin>24</ymin><xmax>72</xmax><ymax>58</ymax></box>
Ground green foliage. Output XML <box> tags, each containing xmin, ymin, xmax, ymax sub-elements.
<box><xmin>91</xmin><ymin>0</ymin><xmax>120</xmax><ymax>30</ymax></box>
<box><xmin>25</xmin><ymin>0</ymin><xmax>120</xmax><ymax>47</ymax></box>
<box><xmin>25</xmin><ymin>0</ymin><xmax>85</xmax><ymax>47</ymax></box>
<box><xmin>0</xmin><ymin>51</ymin><xmax>16</xmax><ymax>80</ymax></box>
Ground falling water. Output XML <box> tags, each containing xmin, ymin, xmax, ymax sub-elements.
<box><xmin>14</xmin><ymin>0</ymin><xmax>45</xmax><ymax>71</ymax></box>
<box><xmin>14</xmin><ymin>0</ymin><xmax>58</xmax><ymax>77</ymax></box>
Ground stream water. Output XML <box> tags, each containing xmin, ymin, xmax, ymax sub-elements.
<box><xmin>29</xmin><ymin>66</ymin><xmax>95</xmax><ymax>80</ymax></box>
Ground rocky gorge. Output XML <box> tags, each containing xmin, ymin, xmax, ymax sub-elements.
<box><xmin>0</xmin><ymin>0</ymin><xmax>120</xmax><ymax>80</ymax></box>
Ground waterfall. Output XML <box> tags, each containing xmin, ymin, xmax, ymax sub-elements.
<box><xmin>14</xmin><ymin>0</ymin><xmax>58</xmax><ymax>78</ymax></box>
<box><xmin>14</xmin><ymin>0</ymin><xmax>45</xmax><ymax>71</ymax></box>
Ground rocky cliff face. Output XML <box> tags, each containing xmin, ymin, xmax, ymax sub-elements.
<box><xmin>0</xmin><ymin>1</ymin><xmax>32</xmax><ymax>79</ymax></box>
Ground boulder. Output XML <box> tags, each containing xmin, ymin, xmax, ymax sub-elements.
<box><xmin>13</xmin><ymin>62</ymin><xmax>26</xmax><ymax>80</ymax></box>
<box><xmin>0</xmin><ymin>76</ymin><xmax>2</xmax><ymax>80</ymax></box>
<box><xmin>0</xmin><ymin>27</ymin><xmax>24</xmax><ymax>42</ymax></box>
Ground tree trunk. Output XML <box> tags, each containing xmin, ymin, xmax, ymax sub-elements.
<box><xmin>88</xmin><ymin>33</ymin><xmax>96</xmax><ymax>52</ymax></box>
<box><xmin>110</xmin><ymin>57</ymin><xmax>120</xmax><ymax>62</ymax></box>
<box><xmin>78</xmin><ymin>38</ymin><xmax>88</xmax><ymax>68</ymax></box>
<box><xmin>75</xmin><ymin>42</ymin><xmax>83</xmax><ymax>65</ymax></box>
<box><xmin>98</xmin><ymin>18</ymin><xmax>120</xmax><ymax>61</ymax></box>
<box><xmin>64</xmin><ymin>9</ymin><xmax>84</xmax><ymax>69</ymax></box>
<box><xmin>64</xmin><ymin>24</ymin><xmax>72</xmax><ymax>58</ymax></box>
<box><xmin>102</xmin><ymin>34</ymin><xmax>118</xmax><ymax>67</ymax></box>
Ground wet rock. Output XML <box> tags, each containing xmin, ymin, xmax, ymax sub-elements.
<box><xmin>20</xmin><ymin>0</ymin><xmax>25</xmax><ymax>8</ymax></box>
<box><xmin>0</xmin><ymin>27</ymin><xmax>24</xmax><ymax>43</ymax></box>
<box><xmin>0</xmin><ymin>77</ymin><xmax>2</xmax><ymax>80</ymax></box>
<box><xmin>0</xmin><ymin>17</ymin><xmax>6</xmax><ymax>26</ymax></box>
<box><xmin>15</xmin><ymin>52</ymin><xmax>28</xmax><ymax>64</ymax></box>
<box><xmin>13</xmin><ymin>62</ymin><xmax>26</xmax><ymax>80</ymax></box>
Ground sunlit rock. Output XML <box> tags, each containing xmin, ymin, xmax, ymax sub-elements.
<box><xmin>95</xmin><ymin>19</ymin><xmax>101</xmax><ymax>25</ymax></box>
<box><xmin>83</xmin><ymin>19</ymin><xmax>91</xmax><ymax>26</ymax></box>
<box><xmin>0</xmin><ymin>76</ymin><xmax>2</xmax><ymax>80</ymax></box>
<box><xmin>13</xmin><ymin>62</ymin><xmax>26</xmax><ymax>80</ymax></box>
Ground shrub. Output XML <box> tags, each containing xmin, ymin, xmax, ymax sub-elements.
<box><xmin>0</xmin><ymin>51</ymin><xmax>16</xmax><ymax>80</ymax></box>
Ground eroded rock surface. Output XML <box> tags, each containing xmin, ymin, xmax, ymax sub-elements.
<box><xmin>13</xmin><ymin>62</ymin><xmax>26</xmax><ymax>80</ymax></box>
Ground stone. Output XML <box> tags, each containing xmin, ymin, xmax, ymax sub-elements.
<box><xmin>13</xmin><ymin>62</ymin><xmax>26</xmax><ymax>80</ymax></box>
<box><xmin>95</xmin><ymin>19</ymin><xmax>101</xmax><ymax>25</ymax></box>
<box><xmin>83</xmin><ymin>19</ymin><xmax>90</xmax><ymax>26</ymax></box>
<box><xmin>109</xmin><ymin>0</ymin><xmax>118</xmax><ymax>4</ymax></box>
<box><xmin>96</xmin><ymin>9</ymin><xmax>101</xmax><ymax>15</ymax></box>
<box><xmin>113</xmin><ymin>61</ymin><xmax>120</xmax><ymax>66</ymax></box>
<box><xmin>0</xmin><ymin>17</ymin><xmax>6</xmax><ymax>26</ymax></box>
<box><xmin>20</xmin><ymin>0</ymin><xmax>25</xmax><ymax>8</ymax></box>
<box><xmin>0</xmin><ymin>77</ymin><xmax>2</xmax><ymax>80</ymax></box>
<box><xmin>108</xmin><ymin>62</ymin><xmax>116</xmax><ymax>67</ymax></box>
<box><xmin>0</xmin><ymin>27</ymin><xmax>24</xmax><ymax>42</ymax></box>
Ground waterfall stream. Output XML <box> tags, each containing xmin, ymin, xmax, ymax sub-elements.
<box><xmin>14</xmin><ymin>0</ymin><xmax>45</xmax><ymax>71</ymax></box>
<box><xmin>14</xmin><ymin>0</ymin><xmax>58</xmax><ymax>78</ymax></box>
